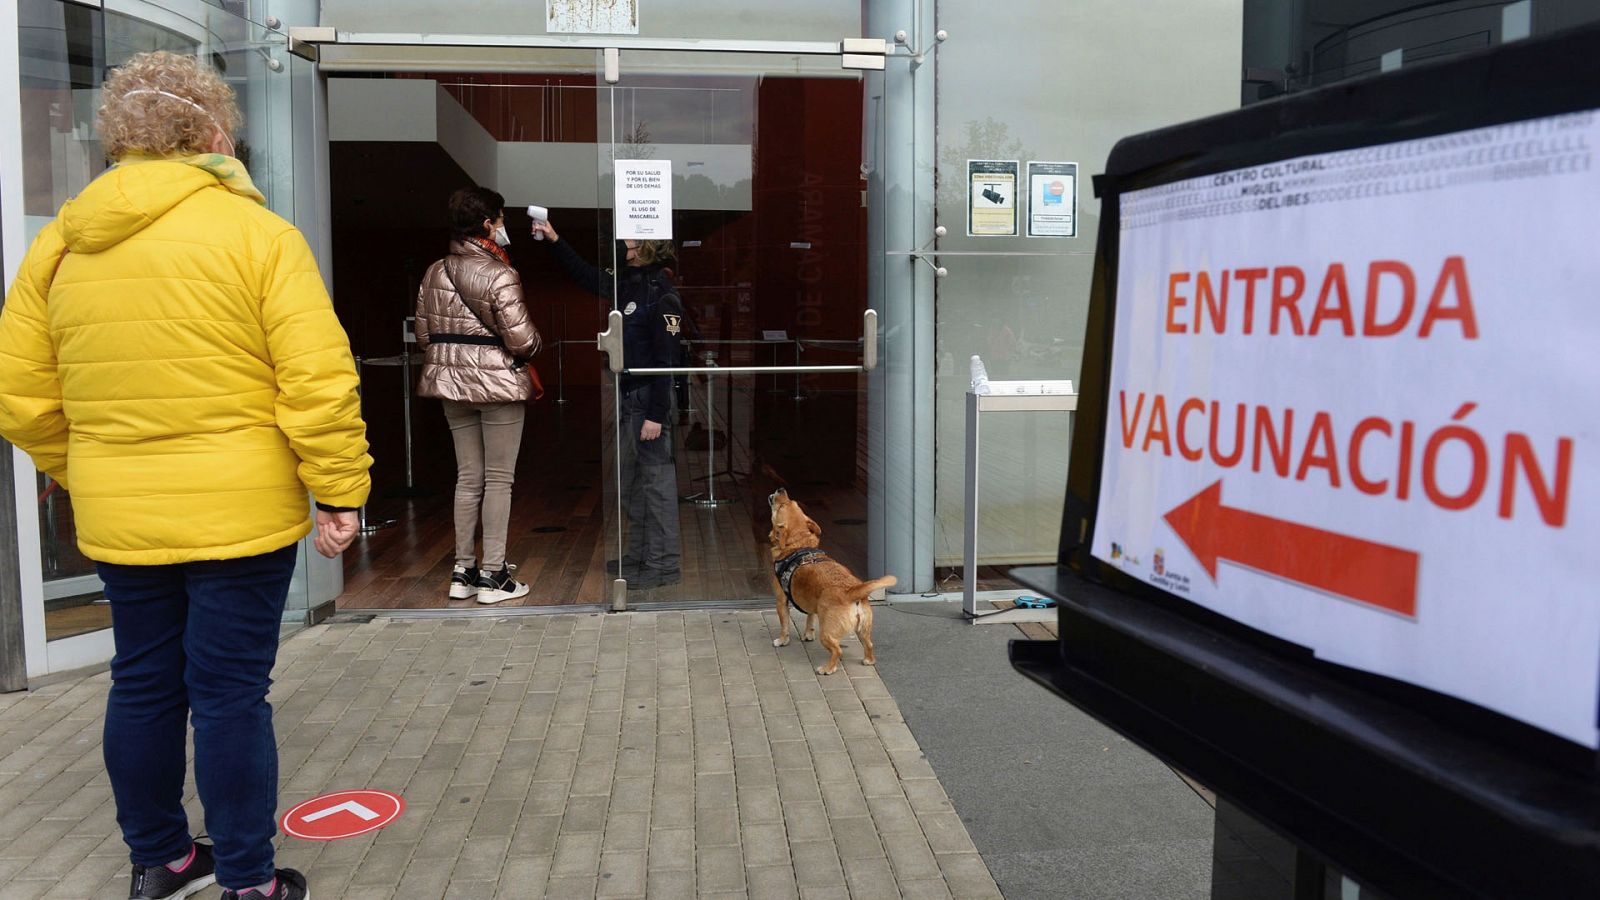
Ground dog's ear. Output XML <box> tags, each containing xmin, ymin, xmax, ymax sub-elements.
<box><xmin>805</xmin><ymin>517</ymin><xmax>821</xmax><ymax>537</ymax></box>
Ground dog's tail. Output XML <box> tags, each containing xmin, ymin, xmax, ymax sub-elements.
<box><xmin>848</xmin><ymin>575</ymin><xmax>897</xmax><ymax>605</ymax></box>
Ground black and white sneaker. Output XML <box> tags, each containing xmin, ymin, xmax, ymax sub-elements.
<box><xmin>448</xmin><ymin>565</ymin><xmax>479</xmax><ymax>600</ymax></box>
<box><xmin>129</xmin><ymin>842</ymin><xmax>216</xmax><ymax>899</ymax></box>
<box><xmin>476</xmin><ymin>566</ymin><xmax>530</xmax><ymax>604</ymax></box>
<box><xmin>221</xmin><ymin>868</ymin><xmax>309</xmax><ymax>900</ymax></box>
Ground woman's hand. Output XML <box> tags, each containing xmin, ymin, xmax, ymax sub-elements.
<box><xmin>314</xmin><ymin>509</ymin><xmax>359</xmax><ymax>557</ymax></box>
<box><xmin>531</xmin><ymin>220</ymin><xmax>559</xmax><ymax>242</ymax></box>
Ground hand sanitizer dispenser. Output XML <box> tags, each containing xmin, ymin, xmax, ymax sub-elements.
<box><xmin>970</xmin><ymin>355</ymin><xmax>992</xmax><ymax>395</ymax></box>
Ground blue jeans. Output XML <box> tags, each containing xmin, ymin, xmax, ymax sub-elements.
<box><xmin>97</xmin><ymin>544</ymin><xmax>296</xmax><ymax>890</ymax></box>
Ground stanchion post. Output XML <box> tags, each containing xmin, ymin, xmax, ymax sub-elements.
<box><xmin>399</xmin><ymin>349</ymin><xmax>415</xmax><ymax>489</ymax></box>
<box><xmin>556</xmin><ymin>339</ymin><xmax>567</xmax><ymax>404</ymax></box>
<box><xmin>679</xmin><ymin>340</ymin><xmax>698</xmax><ymax>414</ymax></box>
<box><xmin>705</xmin><ymin>373</ymin><xmax>718</xmax><ymax>504</ymax></box>
<box><xmin>685</xmin><ymin>355</ymin><xmax>735</xmax><ymax>508</ymax></box>
<box><xmin>792</xmin><ymin>339</ymin><xmax>805</xmax><ymax>401</ymax></box>
<box><xmin>353</xmin><ymin>355</ymin><xmax>397</xmax><ymax>535</ymax></box>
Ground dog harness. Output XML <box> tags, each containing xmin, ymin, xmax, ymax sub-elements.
<box><xmin>774</xmin><ymin>548</ymin><xmax>830</xmax><ymax>612</ymax></box>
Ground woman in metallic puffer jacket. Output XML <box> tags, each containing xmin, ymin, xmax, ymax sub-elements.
<box><xmin>415</xmin><ymin>186</ymin><xmax>542</xmax><ymax>604</ymax></box>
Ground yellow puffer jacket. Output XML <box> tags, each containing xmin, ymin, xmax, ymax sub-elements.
<box><xmin>0</xmin><ymin>157</ymin><xmax>372</xmax><ymax>564</ymax></box>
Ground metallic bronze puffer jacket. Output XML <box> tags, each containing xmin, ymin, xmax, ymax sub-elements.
<box><xmin>415</xmin><ymin>240</ymin><xmax>542</xmax><ymax>403</ymax></box>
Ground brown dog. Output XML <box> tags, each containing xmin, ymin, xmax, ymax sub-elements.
<box><xmin>768</xmin><ymin>489</ymin><xmax>896</xmax><ymax>675</ymax></box>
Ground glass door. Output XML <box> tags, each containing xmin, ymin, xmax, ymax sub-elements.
<box><xmin>307</xmin><ymin>36</ymin><xmax>887</xmax><ymax>613</ymax></box>
<box><xmin>598</xmin><ymin>50</ymin><xmax>882</xmax><ymax>605</ymax></box>
<box><xmin>323</xmin><ymin>53</ymin><xmax>617</xmax><ymax>611</ymax></box>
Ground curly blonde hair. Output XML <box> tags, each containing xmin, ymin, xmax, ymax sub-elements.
<box><xmin>633</xmin><ymin>239</ymin><xmax>676</xmax><ymax>266</ymax></box>
<box><xmin>97</xmin><ymin>51</ymin><xmax>242</xmax><ymax>160</ymax></box>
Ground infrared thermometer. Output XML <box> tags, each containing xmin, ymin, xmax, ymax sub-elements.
<box><xmin>527</xmin><ymin>205</ymin><xmax>549</xmax><ymax>240</ymax></box>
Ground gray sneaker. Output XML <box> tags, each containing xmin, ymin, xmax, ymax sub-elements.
<box><xmin>221</xmin><ymin>868</ymin><xmax>308</xmax><ymax>900</ymax></box>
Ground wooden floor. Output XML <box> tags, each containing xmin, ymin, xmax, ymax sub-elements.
<box><xmin>338</xmin><ymin>381</ymin><xmax>869</xmax><ymax>610</ymax></box>
<box><xmin>44</xmin><ymin>596</ymin><xmax>112</xmax><ymax>641</ymax></box>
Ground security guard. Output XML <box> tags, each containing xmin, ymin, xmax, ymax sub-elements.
<box><xmin>536</xmin><ymin>219</ymin><xmax>683</xmax><ymax>588</ymax></box>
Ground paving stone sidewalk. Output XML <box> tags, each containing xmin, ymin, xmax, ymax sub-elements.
<box><xmin>0</xmin><ymin>610</ymin><xmax>1002</xmax><ymax>899</ymax></box>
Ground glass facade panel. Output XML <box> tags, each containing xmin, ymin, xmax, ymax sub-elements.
<box><xmin>931</xmin><ymin>1</ymin><xmax>1242</xmax><ymax>579</ymax></box>
<box><xmin>19</xmin><ymin>0</ymin><xmax>104</xmax><ymax>238</ymax></box>
<box><xmin>104</xmin><ymin>0</ymin><xmax>297</xmax><ymax>217</ymax></box>
<box><xmin>19</xmin><ymin>0</ymin><xmax>110</xmax><ymax>638</ymax></box>
<box><xmin>16</xmin><ymin>0</ymin><xmax>304</xmax><ymax>638</ymax></box>
<box><xmin>1242</xmin><ymin>0</ymin><xmax>1600</xmax><ymax>104</ymax></box>
<box><xmin>104</xmin><ymin>8</ymin><xmax>197</xmax><ymax>61</ymax></box>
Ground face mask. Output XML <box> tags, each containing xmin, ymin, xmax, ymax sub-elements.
<box><xmin>122</xmin><ymin>88</ymin><xmax>235</xmax><ymax>157</ymax></box>
<box><xmin>492</xmin><ymin>225</ymin><xmax>511</xmax><ymax>247</ymax></box>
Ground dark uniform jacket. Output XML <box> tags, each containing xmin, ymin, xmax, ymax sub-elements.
<box><xmin>550</xmin><ymin>238</ymin><xmax>684</xmax><ymax>423</ymax></box>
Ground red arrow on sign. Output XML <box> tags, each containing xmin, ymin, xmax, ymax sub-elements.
<box><xmin>1163</xmin><ymin>480</ymin><xmax>1419</xmax><ymax>617</ymax></box>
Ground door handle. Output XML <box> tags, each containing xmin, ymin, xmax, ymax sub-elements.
<box><xmin>597</xmin><ymin>309</ymin><xmax>624</xmax><ymax>374</ymax></box>
<box><xmin>862</xmin><ymin>309</ymin><xmax>878</xmax><ymax>372</ymax></box>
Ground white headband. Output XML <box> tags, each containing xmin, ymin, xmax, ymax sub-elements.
<box><xmin>122</xmin><ymin>88</ymin><xmax>211</xmax><ymax>116</ymax></box>
<box><xmin>118</xmin><ymin>87</ymin><xmax>235</xmax><ymax>156</ymax></box>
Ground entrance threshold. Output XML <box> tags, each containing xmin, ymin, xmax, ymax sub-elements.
<box><xmin>333</xmin><ymin>597</ymin><xmax>778</xmax><ymax>621</ymax></box>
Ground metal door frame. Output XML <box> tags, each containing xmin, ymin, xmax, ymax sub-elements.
<box><xmin>288</xmin><ymin>28</ymin><xmax>888</xmax><ymax>70</ymax></box>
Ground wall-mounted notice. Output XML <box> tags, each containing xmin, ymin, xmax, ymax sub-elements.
<box><xmin>967</xmin><ymin>159</ymin><xmax>1018</xmax><ymax>236</ymax></box>
<box><xmin>1093</xmin><ymin>110</ymin><xmax>1600</xmax><ymax>748</ymax></box>
<box><xmin>614</xmin><ymin>160</ymin><xmax>672</xmax><ymax>240</ymax></box>
<box><xmin>1027</xmin><ymin>161</ymin><xmax>1078</xmax><ymax>238</ymax></box>
<box><xmin>548</xmin><ymin>0</ymin><xmax>639</xmax><ymax>35</ymax></box>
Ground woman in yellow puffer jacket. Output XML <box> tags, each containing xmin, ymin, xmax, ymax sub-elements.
<box><xmin>0</xmin><ymin>52</ymin><xmax>367</xmax><ymax>900</ymax></box>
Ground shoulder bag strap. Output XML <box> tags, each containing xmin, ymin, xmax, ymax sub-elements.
<box><xmin>439</xmin><ymin>260</ymin><xmax>505</xmax><ymax>344</ymax></box>
<box><xmin>440</xmin><ymin>259</ymin><xmax>536</xmax><ymax>380</ymax></box>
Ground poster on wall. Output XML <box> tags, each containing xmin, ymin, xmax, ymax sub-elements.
<box><xmin>1026</xmin><ymin>161</ymin><xmax>1078</xmax><ymax>237</ymax></box>
<box><xmin>967</xmin><ymin>159</ymin><xmax>1018</xmax><ymax>236</ymax></box>
<box><xmin>1092</xmin><ymin>110</ymin><xmax>1600</xmax><ymax>748</ymax></box>
<box><xmin>547</xmin><ymin>0</ymin><xmax>639</xmax><ymax>35</ymax></box>
<box><xmin>614</xmin><ymin>160</ymin><xmax>672</xmax><ymax>240</ymax></box>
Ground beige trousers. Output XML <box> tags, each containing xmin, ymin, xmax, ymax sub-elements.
<box><xmin>442</xmin><ymin>400</ymin><xmax>526</xmax><ymax>571</ymax></box>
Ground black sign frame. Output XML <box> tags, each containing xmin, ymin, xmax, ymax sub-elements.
<box><xmin>1013</xmin><ymin>22</ymin><xmax>1600</xmax><ymax>899</ymax></box>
